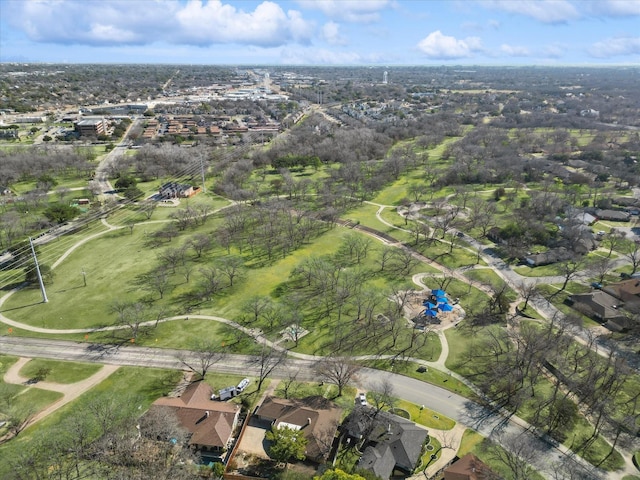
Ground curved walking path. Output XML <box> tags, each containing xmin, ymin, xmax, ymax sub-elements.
<box><xmin>2</xmin><ymin>357</ymin><xmax>119</xmax><ymax>434</ymax></box>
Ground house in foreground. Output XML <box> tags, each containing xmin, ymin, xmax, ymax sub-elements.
<box><xmin>254</xmin><ymin>395</ymin><xmax>343</xmax><ymax>463</ymax></box>
<box><xmin>343</xmin><ymin>408</ymin><xmax>428</xmax><ymax>480</ymax></box>
<box><xmin>148</xmin><ymin>380</ymin><xmax>240</xmax><ymax>460</ymax></box>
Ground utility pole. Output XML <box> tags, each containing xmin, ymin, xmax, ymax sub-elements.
<box><xmin>82</xmin><ymin>267</ymin><xmax>87</xmax><ymax>287</ymax></box>
<box><xmin>29</xmin><ymin>237</ymin><xmax>48</xmax><ymax>303</ymax></box>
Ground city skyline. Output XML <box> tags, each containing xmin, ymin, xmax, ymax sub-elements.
<box><xmin>1</xmin><ymin>0</ymin><xmax>639</xmax><ymax>65</ymax></box>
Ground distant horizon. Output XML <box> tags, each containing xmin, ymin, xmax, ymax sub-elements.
<box><xmin>1</xmin><ymin>0</ymin><xmax>638</xmax><ymax>66</ymax></box>
<box><xmin>2</xmin><ymin>62</ymin><xmax>639</xmax><ymax>68</ymax></box>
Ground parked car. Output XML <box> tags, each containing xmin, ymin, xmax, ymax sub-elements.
<box><xmin>357</xmin><ymin>393</ymin><xmax>367</xmax><ymax>406</ymax></box>
<box><xmin>591</xmin><ymin>282</ymin><xmax>603</xmax><ymax>289</ymax></box>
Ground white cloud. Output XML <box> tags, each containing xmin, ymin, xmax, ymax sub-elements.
<box><xmin>7</xmin><ymin>0</ymin><xmax>314</xmax><ymax>47</ymax></box>
<box><xmin>589</xmin><ymin>0</ymin><xmax>640</xmax><ymax>16</ymax></box>
<box><xmin>589</xmin><ymin>36</ymin><xmax>640</xmax><ymax>58</ymax></box>
<box><xmin>480</xmin><ymin>0</ymin><xmax>580</xmax><ymax>23</ymax></box>
<box><xmin>296</xmin><ymin>0</ymin><xmax>393</xmax><ymax>23</ymax></box>
<box><xmin>322</xmin><ymin>22</ymin><xmax>347</xmax><ymax>45</ymax></box>
<box><xmin>500</xmin><ymin>44</ymin><xmax>531</xmax><ymax>56</ymax></box>
<box><xmin>417</xmin><ymin>30</ymin><xmax>482</xmax><ymax>59</ymax></box>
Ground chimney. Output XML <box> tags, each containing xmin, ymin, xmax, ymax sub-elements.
<box><xmin>206</xmin><ymin>411</ymin><xmax>210</xmax><ymax>418</ymax></box>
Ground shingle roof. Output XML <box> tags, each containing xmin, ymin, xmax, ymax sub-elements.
<box><xmin>256</xmin><ymin>396</ymin><xmax>342</xmax><ymax>462</ymax></box>
<box><xmin>150</xmin><ymin>381</ymin><xmax>239</xmax><ymax>449</ymax></box>
<box><xmin>351</xmin><ymin>409</ymin><xmax>428</xmax><ymax>480</ymax></box>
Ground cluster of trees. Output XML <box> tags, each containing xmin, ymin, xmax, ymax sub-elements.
<box><xmin>271</xmin><ymin>154</ymin><xmax>321</xmax><ymax>171</ymax></box>
<box><xmin>465</xmin><ymin>317</ymin><xmax>638</xmax><ymax>466</ymax></box>
<box><xmin>113</xmin><ymin>143</ymin><xmax>205</xmax><ymax>182</ymax></box>
<box><xmin>0</xmin><ymin>146</ymin><xmax>95</xmax><ymax>186</ymax></box>
<box><xmin>213</xmin><ymin>200</ymin><xmax>330</xmax><ymax>264</ymax></box>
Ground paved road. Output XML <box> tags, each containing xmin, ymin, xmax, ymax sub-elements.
<box><xmin>0</xmin><ymin>336</ymin><xmax>607</xmax><ymax>480</ymax></box>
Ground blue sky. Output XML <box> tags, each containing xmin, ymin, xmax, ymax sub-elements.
<box><xmin>1</xmin><ymin>0</ymin><xmax>639</xmax><ymax>65</ymax></box>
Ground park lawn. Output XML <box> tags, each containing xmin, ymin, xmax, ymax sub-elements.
<box><xmin>444</xmin><ymin>323</ymin><xmax>504</xmax><ymax>376</ymax></box>
<box><xmin>439</xmin><ymin>279</ymin><xmax>490</xmax><ymax>315</ymax></box>
<box><xmin>392</xmin><ymin>398</ymin><xmax>456</xmax><ymax>430</ymax></box>
<box><xmin>135</xmin><ymin>317</ymin><xmax>256</xmax><ymax>351</ymax></box>
<box><xmin>343</xmin><ymin>203</ymin><xmax>404</xmax><ymax>236</ymax></box>
<box><xmin>514</xmin><ymin>263</ymin><xmax>563</xmax><ymax>277</ymax></box>
<box><xmin>0</xmin><ymin>366</ymin><xmax>183</xmax><ymax>479</ymax></box>
<box><xmin>361</xmin><ymin>359</ymin><xmax>473</xmax><ymax>398</ymax></box>
<box><xmin>13</xmin><ymin>387</ymin><xmax>64</xmax><ymax>415</ymax></box>
<box><xmin>0</xmin><ymin>355</ymin><xmax>19</xmax><ymax>374</ymax></box>
<box><xmin>19</xmin><ymin>358</ymin><xmax>102</xmax><ymax>384</ymax></box>
<box><xmin>213</xmin><ymin>226</ymin><xmax>350</xmax><ymax>318</ymax></box>
<box><xmin>0</xmin><ymin>225</ymin><xmax>113</xmax><ymax>292</ymax></box>
<box><xmin>414</xmin><ymin>240</ymin><xmax>484</xmax><ymax>269</ymax></box>
<box><xmin>3</xmin><ymin>222</ymin><xmax>171</xmax><ymax>329</ymax></box>
<box><xmin>463</xmin><ymin>268</ymin><xmax>517</xmax><ymax>301</ymax></box>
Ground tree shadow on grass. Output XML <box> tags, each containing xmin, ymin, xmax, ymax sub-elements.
<box><xmin>0</xmin><ymin>300</ymin><xmax>45</xmax><ymax>313</ymax></box>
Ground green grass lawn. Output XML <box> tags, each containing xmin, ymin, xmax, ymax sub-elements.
<box><xmin>392</xmin><ymin>398</ymin><xmax>456</xmax><ymax>430</ymax></box>
<box><xmin>361</xmin><ymin>359</ymin><xmax>474</xmax><ymax>398</ymax></box>
<box><xmin>514</xmin><ymin>263</ymin><xmax>563</xmax><ymax>277</ymax></box>
<box><xmin>18</xmin><ymin>358</ymin><xmax>102</xmax><ymax>383</ymax></box>
<box><xmin>463</xmin><ymin>268</ymin><xmax>517</xmax><ymax>301</ymax></box>
<box><xmin>415</xmin><ymin>240</ymin><xmax>485</xmax><ymax>269</ymax></box>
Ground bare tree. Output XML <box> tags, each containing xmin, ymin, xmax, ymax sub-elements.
<box><xmin>250</xmin><ymin>344</ymin><xmax>287</xmax><ymax>391</ymax></box>
<box><xmin>187</xmin><ymin>232</ymin><xmax>212</xmax><ymax>258</ymax></box>
<box><xmin>368</xmin><ymin>377</ymin><xmax>395</xmax><ymax>414</ymax></box>
<box><xmin>109</xmin><ymin>300</ymin><xmax>149</xmax><ymax>341</ymax></box>
<box><xmin>587</xmin><ymin>256</ymin><xmax>614</xmax><ymax>284</ymax></box>
<box><xmin>138</xmin><ymin>199</ymin><xmax>157</xmax><ymax>220</ymax></box>
<box><xmin>487</xmin><ymin>431</ymin><xmax>540</xmax><ymax>480</ymax></box>
<box><xmin>314</xmin><ymin>356</ymin><xmax>361</xmax><ymax>397</ymax></box>
<box><xmin>623</xmin><ymin>239</ymin><xmax>640</xmax><ymax>275</ymax></box>
<box><xmin>516</xmin><ymin>280</ymin><xmax>538</xmax><ymax>311</ymax></box>
<box><xmin>555</xmin><ymin>256</ymin><xmax>585</xmax><ymax>294</ymax></box>
<box><xmin>218</xmin><ymin>255</ymin><xmax>245</xmax><ymax>286</ymax></box>
<box><xmin>603</xmin><ymin>228</ymin><xmax>626</xmax><ymax>258</ymax></box>
<box><xmin>176</xmin><ymin>339</ymin><xmax>227</xmax><ymax>379</ymax></box>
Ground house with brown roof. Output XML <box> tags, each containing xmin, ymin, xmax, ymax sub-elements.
<box><xmin>254</xmin><ymin>396</ymin><xmax>343</xmax><ymax>463</ymax></box>
<box><xmin>444</xmin><ymin>453</ymin><xmax>492</xmax><ymax>480</ymax></box>
<box><xmin>149</xmin><ymin>381</ymin><xmax>240</xmax><ymax>458</ymax></box>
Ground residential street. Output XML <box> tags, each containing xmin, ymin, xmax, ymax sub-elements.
<box><xmin>0</xmin><ymin>335</ymin><xmax>610</xmax><ymax>480</ymax></box>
